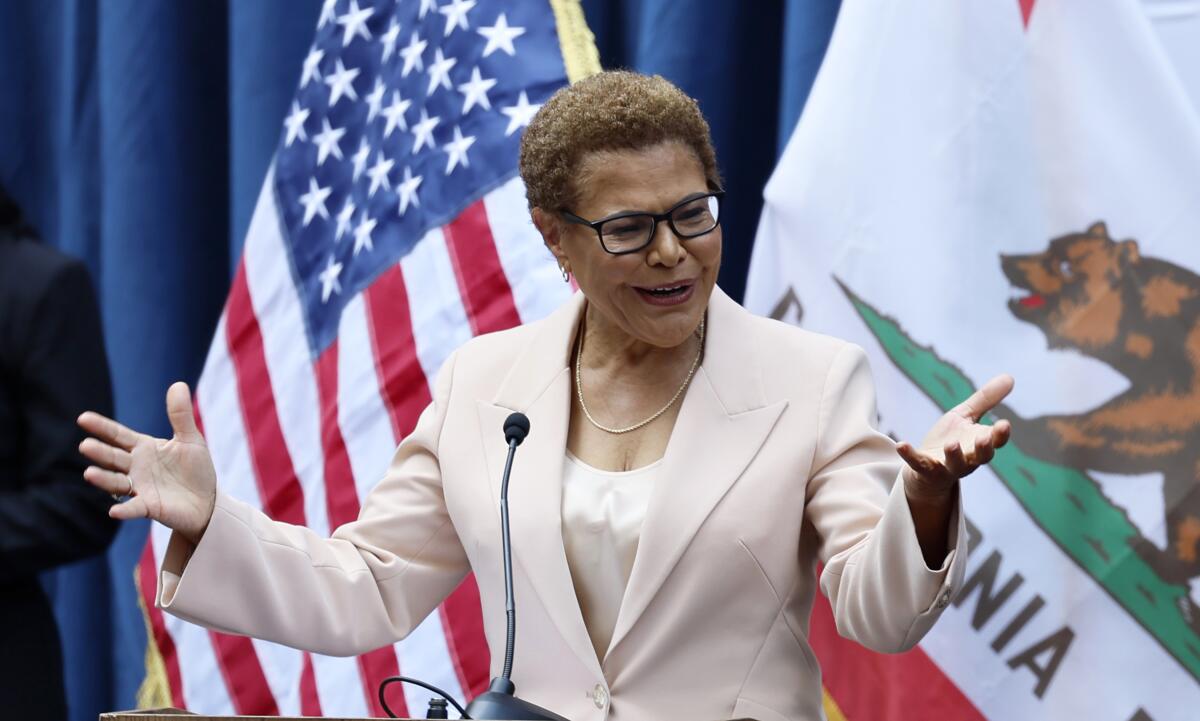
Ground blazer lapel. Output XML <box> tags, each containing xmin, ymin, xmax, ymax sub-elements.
<box><xmin>473</xmin><ymin>288</ymin><xmax>786</xmax><ymax>668</ymax></box>
<box><xmin>605</xmin><ymin>288</ymin><xmax>787</xmax><ymax>658</ymax></box>
<box><xmin>475</xmin><ymin>292</ymin><xmax>602</xmax><ymax>677</ymax></box>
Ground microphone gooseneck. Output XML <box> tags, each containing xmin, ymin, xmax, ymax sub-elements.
<box><xmin>498</xmin><ymin>413</ymin><xmax>523</xmax><ymax>681</ymax></box>
<box><xmin>463</xmin><ymin>413</ymin><xmax>569</xmax><ymax>721</ymax></box>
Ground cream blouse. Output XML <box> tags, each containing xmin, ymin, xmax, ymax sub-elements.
<box><xmin>561</xmin><ymin>451</ymin><xmax>662</xmax><ymax>660</ymax></box>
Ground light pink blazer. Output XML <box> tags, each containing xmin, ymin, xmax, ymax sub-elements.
<box><xmin>159</xmin><ymin>287</ymin><xmax>966</xmax><ymax>721</ymax></box>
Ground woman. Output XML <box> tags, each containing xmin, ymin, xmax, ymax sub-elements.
<box><xmin>78</xmin><ymin>72</ymin><xmax>1011</xmax><ymax>721</ymax></box>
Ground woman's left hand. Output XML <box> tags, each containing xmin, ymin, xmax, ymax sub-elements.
<box><xmin>897</xmin><ymin>374</ymin><xmax>1015</xmax><ymax>502</ymax></box>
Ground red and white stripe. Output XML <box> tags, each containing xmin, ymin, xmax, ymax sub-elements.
<box><xmin>139</xmin><ymin>171</ymin><xmax>562</xmax><ymax>716</ymax></box>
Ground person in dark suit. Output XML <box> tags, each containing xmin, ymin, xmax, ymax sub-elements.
<box><xmin>0</xmin><ymin>183</ymin><xmax>119</xmax><ymax>719</ymax></box>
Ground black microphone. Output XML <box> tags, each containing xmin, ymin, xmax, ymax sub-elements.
<box><xmin>464</xmin><ymin>413</ymin><xmax>568</xmax><ymax>721</ymax></box>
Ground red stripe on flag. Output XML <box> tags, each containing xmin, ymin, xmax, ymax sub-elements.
<box><xmin>193</xmin><ymin>395</ymin><xmax>205</xmax><ymax>438</ymax></box>
<box><xmin>315</xmin><ymin>341</ymin><xmax>363</xmax><ymax>529</ymax></box>
<box><xmin>439</xmin><ymin>577</ymin><xmax>492</xmax><ymax>699</ymax></box>
<box><xmin>299</xmin><ymin>653</ymin><xmax>323</xmax><ymax>716</ymax></box>
<box><xmin>208</xmin><ymin>630</ymin><xmax>280</xmax><ymax>715</ymax></box>
<box><xmin>363</xmin><ymin>266</ymin><xmax>492</xmax><ymax>699</ymax></box>
<box><xmin>193</xmin><ymin>396</ymin><xmax>281</xmax><ymax>714</ymax></box>
<box><xmin>315</xmin><ymin>343</ymin><xmax>405</xmax><ymax>718</ymax></box>
<box><xmin>442</xmin><ymin>200</ymin><xmax>522</xmax><ymax>335</ymax></box>
<box><xmin>1019</xmin><ymin>0</ymin><xmax>1036</xmax><ymax>26</ymax></box>
<box><xmin>138</xmin><ymin>543</ymin><xmax>186</xmax><ymax>708</ymax></box>
<box><xmin>364</xmin><ymin>266</ymin><xmax>433</xmax><ymax>440</ymax></box>
<box><xmin>225</xmin><ymin>265</ymin><xmax>307</xmax><ymax>526</ymax></box>
<box><xmin>359</xmin><ymin>648</ymin><xmax>404</xmax><ymax>718</ymax></box>
<box><xmin>226</xmin><ymin>268</ymin><xmax>327</xmax><ymax>713</ymax></box>
<box><xmin>810</xmin><ymin>584</ymin><xmax>985</xmax><ymax>721</ymax></box>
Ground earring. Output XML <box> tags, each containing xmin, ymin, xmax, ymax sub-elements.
<box><xmin>560</xmin><ymin>265</ymin><xmax>570</xmax><ymax>283</ymax></box>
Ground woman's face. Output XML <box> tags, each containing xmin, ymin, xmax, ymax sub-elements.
<box><xmin>541</xmin><ymin>140</ymin><xmax>722</xmax><ymax>349</ymax></box>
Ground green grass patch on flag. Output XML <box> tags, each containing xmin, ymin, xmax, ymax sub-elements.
<box><xmin>836</xmin><ymin>278</ymin><xmax>1200</xmax><ymax>681</ymax></box>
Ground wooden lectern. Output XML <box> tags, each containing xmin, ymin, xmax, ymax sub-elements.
<box><xmin>100</xmin><ymin>711</ymin><xmax>428</xmax><ymax>721</ymax></box>
<box><xmin>100</xmin><ymin>709</ymin><xmax>757</xmax><ymax>721</ymax></box>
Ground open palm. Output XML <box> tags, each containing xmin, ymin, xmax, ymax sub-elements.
<box><xmin>897</xmin><ymin>374</ymin><xmax>1014</xmax><ymax>501</ymax></box>
<box><xmin>78</xmin><ymin>382</ymin><xmax>216</xmax><ymax>544</ymax></box>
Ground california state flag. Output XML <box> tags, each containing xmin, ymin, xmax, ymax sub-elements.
<box><xmin>746</xmin><ymin>0</ymin><xmax>1200</xmax><ymax>719</ymax></box>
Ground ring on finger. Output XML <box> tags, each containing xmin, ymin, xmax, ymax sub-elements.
<box><xmin>110</xmin><ymin>474</ymin><xmax>134</xmax><ymax>502</ymax></box>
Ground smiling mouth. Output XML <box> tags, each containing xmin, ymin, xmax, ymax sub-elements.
<box><xmin>636</xmin><ymin>281</ymin><xmax>693</xmax><ymax>298</ymax></box>
<box><xmin>633</xmin><ymin>280</ymin><xmax>697</xmax><ymax>306</ymax></box>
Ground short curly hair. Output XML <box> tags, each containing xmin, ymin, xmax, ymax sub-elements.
<box><xmin>518</xmin><ymin>71</ymin><xmax>720</xmax><ymax>212</ymax></box>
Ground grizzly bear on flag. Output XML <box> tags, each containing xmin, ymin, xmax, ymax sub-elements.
<box><xmin>999</xmin><ymin>222</ymin><xmax>1200</xmax><ymax>589</ymax></box>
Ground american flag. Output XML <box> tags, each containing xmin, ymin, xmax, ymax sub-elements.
<box><xmin>136</xmin><ymin>0</ymin><xmax>596</xmax><ymax>716</ymax></box>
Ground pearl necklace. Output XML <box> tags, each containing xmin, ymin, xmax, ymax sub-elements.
<box><xmin>574</xmin><ymin>315</ymin><xmax>705</xmax><ymax>435</ymax></box>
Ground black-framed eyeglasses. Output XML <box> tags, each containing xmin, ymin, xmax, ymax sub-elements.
<box><xmin>561</xmin><ymin>191</ymin><xmax>725</xmax><ymax>255</ymax></box>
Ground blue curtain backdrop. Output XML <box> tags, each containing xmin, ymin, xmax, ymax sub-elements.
<box><xmin>0</xmin><ymin>1</ymin><xmax>838</xmax><ymax>718</ymax></box>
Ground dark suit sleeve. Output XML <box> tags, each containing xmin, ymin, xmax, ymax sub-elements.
<box><xmin>0</xmin><ymin>258</ymin><xmax>118</xmax><ymax>581</ymax></box>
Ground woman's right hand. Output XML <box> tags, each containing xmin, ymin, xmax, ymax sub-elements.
<box><xmin>78</xmin><ymin>381</ymin><xmax>217</xmax><ymax>545</ymax></box>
